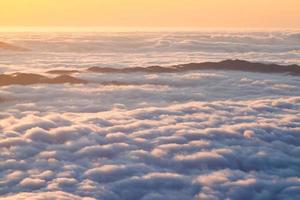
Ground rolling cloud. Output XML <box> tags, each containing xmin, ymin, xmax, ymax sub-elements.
<box><xmin>1</xmin><ymin>31</ymin><xmax>300</xmax><ymax>74</ymax></box>
<box><xmin>1</xmin><ymin>30</ymin><xmax>300</xmax><ymax>199</ymax></box>
<box><xmin>1</xmin><ymin>68</ymin><xmax>300</xmax><ymax>199</ymax></box>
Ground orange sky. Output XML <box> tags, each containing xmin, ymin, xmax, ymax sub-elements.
<box><xmin>0</xmin><ymin>0</ymin><xmax>299</xmax><ymax>28</ymax></box>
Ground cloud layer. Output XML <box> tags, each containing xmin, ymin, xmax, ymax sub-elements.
<box><xmin>0</xmin><ymin>97</ymin><xmax>300</xmax><ymax>199</ymax></box>
<box><xmin>1</xmin><ymin>69</ymin><xmax>300</xmax><ymax>199</ymax></box>
<box><xmin>1</xmin><ymin>31</ymin><xmax>300</xmax><ymax>74</ymax></box>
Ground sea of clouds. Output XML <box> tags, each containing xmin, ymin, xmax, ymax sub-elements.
<box><xmin>0</xmin><ymin>30</ymin><xmax>300</xmax><ymax>73</ymax></box>
<box><xmin>1</xmin><ymin>69</ymin><xmax>300</xmax><ymax>199</ymax></box>
<box><xmin>0</xmin><ymin>31</ymin><xmax>300</xmax><ymax>199</ymax></box>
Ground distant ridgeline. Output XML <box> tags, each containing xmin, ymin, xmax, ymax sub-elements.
<box><xmin>0</xmin><ymin>60</ymin><xmax>300</xmax><ymax>87</ymax></box>
<box><xmin>0</xmin><ymin>41</ymin><xmax>29</xmax><ymax>51</ymax></box>
<box><xmin>87</xmin><ymin>59</ymin><xmax>300</xmax><ymax>75</ymax></box>
<box><xmin>0</xmin><ymin>73</ymin><xmax>86</xmax><ymax>86</ymax></box>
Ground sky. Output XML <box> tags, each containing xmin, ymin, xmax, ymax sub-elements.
<box><xmin>0</xmin><ymin>0</ymin><xmax>300</xmax><ymax>29</ymax></box>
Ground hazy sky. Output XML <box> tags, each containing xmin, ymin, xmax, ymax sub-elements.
<box><xmin>0</xmin><ymin>0</ymin><xmax>299</xmax><ymax>28</ymax></box>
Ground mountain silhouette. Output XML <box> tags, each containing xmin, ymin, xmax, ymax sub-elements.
<box><xmin>0</xmin><ymin>41</ymin><xmax>29</xmax><ymax>51</ymax></box>
<box><xmin>88</xmin><ymin>59</ymin><xmax>300</xmax><ymax>75</ymax></box>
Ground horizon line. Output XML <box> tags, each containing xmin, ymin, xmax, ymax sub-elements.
<box><xmin>0</xmin><ymin>26</ymin><xmax>300</xmax><ymax>32</ymax></box>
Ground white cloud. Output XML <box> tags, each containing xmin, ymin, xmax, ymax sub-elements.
<box><xmin>1</xmin><ymin>58</ymin><xmax>300</xmax><ymax>199</ymax></box>
<box><xmin>0</xmin><ymin>191</ymin><xmax>95</xmax><ymax>200</ymax></box>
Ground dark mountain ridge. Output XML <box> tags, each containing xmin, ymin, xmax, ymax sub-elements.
<box><xmin>0</xmin><ymin>73</ymin><xmax>86</xmax><ymax>86</ymax></box>
<box><xmin>0</xmin><ymin>41</ymin><xmax>29</xmax><ymax>51</ymax></box>
<box><xmin>88</xmin><ymin>59</ymin><xmax>300</xmax><ymax>75</ymax></box>
<box><xmin>1</xmin><ymin>60</ymin><xmax>300</xmax><ymax>87</ymax></box>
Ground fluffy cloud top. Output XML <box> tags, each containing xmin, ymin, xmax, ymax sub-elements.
<box><xmin>0</xmin><ymin>68</ymin><xmax>300</xmax><ymax>199</ymax></box>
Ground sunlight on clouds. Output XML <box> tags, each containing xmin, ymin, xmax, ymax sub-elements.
<box><xmin>0</xmin><ymin>69</ymin><xmax>300</xmax><ymax>199</ymax></box>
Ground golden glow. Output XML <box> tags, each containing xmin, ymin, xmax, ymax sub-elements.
<box><xmin>0</xmin><ymin>0</ymin><xmax>299</xmax><ymax>28</ymax></box>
